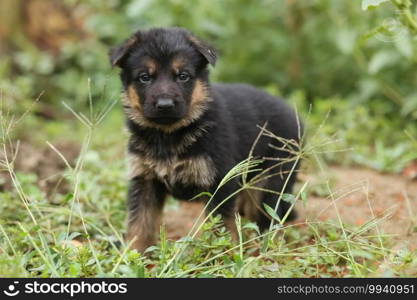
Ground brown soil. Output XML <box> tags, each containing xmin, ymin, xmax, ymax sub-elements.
<box><xmin>163</xmin><ymin>166</ymin><xmax>417</xmax><ymax>249</ymax></box>
<box><xmin>0</xmin><ymin>141</ymin><xmax>80</xmax><ymax>194</ymax></box>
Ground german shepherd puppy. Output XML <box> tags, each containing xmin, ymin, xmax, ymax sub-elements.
<box><xmin>110</xmin><ymin>27</ymin><xmax>302</xmax><ymax>252</ymax></box>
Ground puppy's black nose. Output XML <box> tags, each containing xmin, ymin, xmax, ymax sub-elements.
<box><xmin>155</xmin><ymin>98</ymin><xmax>175</xmax><ymax>111</ymax></box>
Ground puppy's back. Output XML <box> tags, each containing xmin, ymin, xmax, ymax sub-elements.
<box><xmin>212</xmin><ymin>83</ymin><xmax>302</xmax><ymax>142</ymax></box>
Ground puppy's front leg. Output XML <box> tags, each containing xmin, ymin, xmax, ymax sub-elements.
<box><xmin>126</xmin><ymin>176</ymin><xmax>166</xmax><ymax>252</ymax></box>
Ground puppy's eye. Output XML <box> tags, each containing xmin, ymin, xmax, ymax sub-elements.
<box><xmin>138</xmin><ymin>73</ymin><xmax>152</xmax><ymax>83</ymax></box>
<box><xmin>177</xmin><ymin>72</ymin><xmax>190</xmax><ymax>82</ymax></box>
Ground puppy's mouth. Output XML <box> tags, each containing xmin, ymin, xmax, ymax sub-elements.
<box><xmin>148</xmin><ymin>115</ymin><xmax>182</xmax><ymax>125</ymax></box>
<box><xmin>143</xmin><ymin>106</ymin><xmax>187</xmax><ymax>125</ymax></box>
<box><xmin>145</xmin><ymin>109</ymin><xmax>186</xmax><ymax>124</ymax></box>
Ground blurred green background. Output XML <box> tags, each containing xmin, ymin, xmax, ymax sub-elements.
<box><xmin>0</xmin><ymin>0</ymin><xmax>416</xmax><ymax>172</ymax></box>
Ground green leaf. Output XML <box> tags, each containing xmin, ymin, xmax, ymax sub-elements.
<box><xmin>301</xmin><ymin>191</ymin><xmax>308</xmax><ymax>208</ymax></box>
<box><xmin>263</xmin><ymin>204</ymin><xmax>281</xmax><ymax>222</ymax></box>
<box><xmin>242</xmin><ymin>222</ymin><xmax>260</xmax><ymax>234</ymax></box>
<box><xmin>67</xmin><ymin>232</ymin><xmax>81</xmax><ymax>241</ymax></box>
<box><xmin>368</xmin><ymin>50</ymin><xmax>399</xmax><ymax>74</ymax></box>
<box><xmin>395</xmin><ymin>36</ymin><xmax>413</xmax><ymax>59</ymax></box>
<box><xmin>136</xmin><ymin>264</ymin><xmax>145</xmax><ymax>278</ymax></box>
<box><xmin>190</xmin><ymin>191</ymin><xmax>212</xmax><ymax>200</ymax></box>
<box><xmin>281</xmin><ymin>193</ymin><xmax>296</xmax><ymax>204</ymax></box>
<box><xmin>144</xmin><ymin>245</ymin><xmax>159</xmax><ymax>254</ymax></box>
<box><xmin>335</xmin><ymin>29</ymin><xmax>356</xmax><ymax>54</ymax></box>
<box><xmin>361</xmin><ymin>0</ymin><xmax>389</xmax><ymax>10</ymax></box>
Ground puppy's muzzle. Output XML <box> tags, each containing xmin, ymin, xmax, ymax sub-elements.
<box><xmin>155</xmin><ymin>98</ymin><xmax>175</xmax><ymax>112</ymax></box>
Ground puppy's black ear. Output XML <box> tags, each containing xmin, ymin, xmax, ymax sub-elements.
<box><xmin>187</xmin><ymin>34</ymin><xmax>217</xmax><ymax>66</ymax></box>
<box><xmin>109</xmin><ymin>36</ymin><xmax>139</xmax><ymax>68</ymax></box>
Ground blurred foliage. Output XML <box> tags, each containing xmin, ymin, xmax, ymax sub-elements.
<box><xmin>0</xmin><ymin>0</ymin><xmax>416</xmax><ymax>113</ymax></box>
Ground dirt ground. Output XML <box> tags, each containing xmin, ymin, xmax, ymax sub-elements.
<box><xmin>0</xmin><ymin>141</ymin><xmax>80</xmax><ymax>194</ymax></box>
<box><xmin>163</xmin><ymin>166</ymin><xmax>417</xmax><ymax>250</ymax></box>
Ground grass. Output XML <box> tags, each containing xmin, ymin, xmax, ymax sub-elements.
<box><xmin>0</xmin><ymin>86</ymin><xmax>416</xmax><ymax>278</ymax></box>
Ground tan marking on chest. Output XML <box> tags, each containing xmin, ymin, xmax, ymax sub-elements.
<box><xmin>128</xmin><ymin>154</ymin><xmax>216</xmax><ymax>188</ymax></box>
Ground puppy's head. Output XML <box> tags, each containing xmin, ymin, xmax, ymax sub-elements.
<box><xmin>110</xmin><ymin>27</ymin><xmax>217</xmax><ymax>131</ymax></box>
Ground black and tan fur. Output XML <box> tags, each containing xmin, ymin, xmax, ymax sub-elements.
<box><xmin>110</xmin><ymin>27</ymin><xmax>302</xmax><ymax>252</ymax></box>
